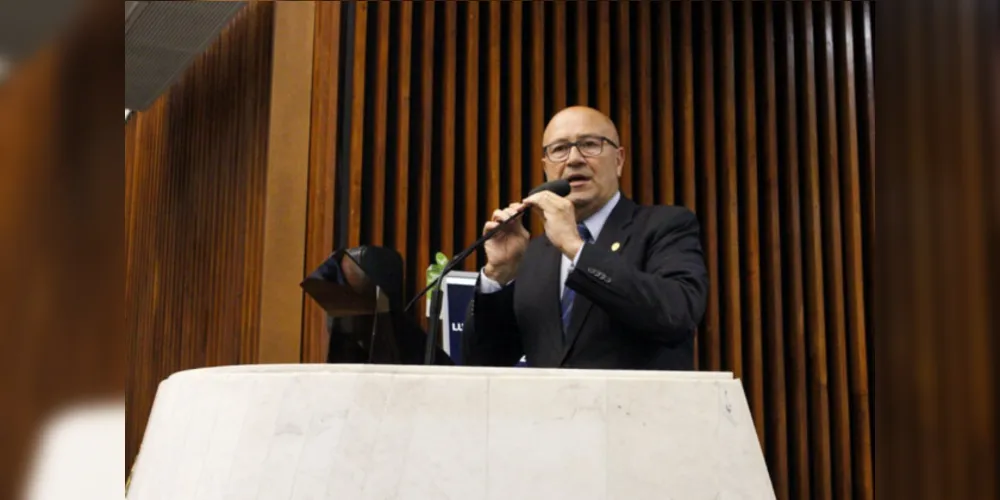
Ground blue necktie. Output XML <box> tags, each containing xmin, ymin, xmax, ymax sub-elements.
<box><xmin>561</xmin><ymin>223</ymin><xmax>593</xmax><ymax>337</ymax></box>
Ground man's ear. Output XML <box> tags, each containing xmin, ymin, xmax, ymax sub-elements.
<box><xmin>616</xmin><ymin>148</ymin><xmax>625</xmax><ymax>177</ymax></box>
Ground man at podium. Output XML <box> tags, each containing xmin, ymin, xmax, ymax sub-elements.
<box><xmin>463</xmin><ymin>106</ymin><xmax>709</xmax><ymax>371</ymax></box>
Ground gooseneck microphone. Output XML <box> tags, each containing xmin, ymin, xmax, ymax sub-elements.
<box><xmin>473</xmin><ymin>178</ymin><xmax>572</xmax><ymax>248</ymax></box>
<box><xmin>408</xmin><ymin>178</ymin><xmax>571</xmax><ymax>365</ymax></box>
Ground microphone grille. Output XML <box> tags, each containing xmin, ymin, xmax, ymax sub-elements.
<box><xmin>529</xmin><ymin>179</ymin><xmax>572</xmax><ymax>197</ymax></box>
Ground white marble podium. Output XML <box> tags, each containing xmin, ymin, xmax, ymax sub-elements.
<box><xmin>127</xmin><ymin>365</ymin><xmax>774</xmax><ymax>500</ymax></box>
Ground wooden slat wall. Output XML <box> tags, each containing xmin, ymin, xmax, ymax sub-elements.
<box><xmin>304</xmin><ymin>2</ymin><xmax>875</xmax><ymax>499</ymax></box>
<box><xmin>876</xmin><ymin>2</ymin><xmax>998</xmax><ymax>499</ymax></box>
<box><xmin>124</xmin><ymin>1</ymin><xmax>275</xmax><ymax>478</ymax></box>
<box><xmin>302</xmin><ymin>0</ymin><xmax>343</xmax><ymax>361</ymax></box>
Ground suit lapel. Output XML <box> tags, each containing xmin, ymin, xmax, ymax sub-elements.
<box><xmin>561</xmin><ymin>196</ymin><xmax>637</xmax><ymax>363</ymax></box>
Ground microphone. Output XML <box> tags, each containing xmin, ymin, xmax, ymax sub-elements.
<box><xmin>528</xmin><ymin>178</ymin><xmax>573</xmax><ymax>197</ymax></box>
<box><xmin>474</xmin><ymin>178</ymin><xmax>572</xmax><ymax>244</ymax></box>
<box><xmin>409</xmin><ymin>178</ymin><xmax>571</xmax><ymax>364</ymax></box>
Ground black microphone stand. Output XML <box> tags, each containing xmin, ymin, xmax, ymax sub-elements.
<box><xmin>405</xmin><ymin>178</ymin><xmax>570</xmax><ymax>365</ymax></box>
<box><xmin>416</xmin><ymin>209</ymin><xmax>529</xmax><ymax>365</ymax></box>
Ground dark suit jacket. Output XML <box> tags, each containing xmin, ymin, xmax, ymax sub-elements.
<box><xmin>462</xmin><ymin>195</ymin><xmax>709</xmax><ymax>371</ymax></box>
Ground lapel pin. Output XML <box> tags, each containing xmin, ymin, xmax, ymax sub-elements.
<box><xmin>611</xmin><ymin>242</ymin><xmax>621</xmax><ymax>252</ymax></box>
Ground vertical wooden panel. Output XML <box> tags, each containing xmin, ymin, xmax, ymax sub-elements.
<box><xmin>836</xmin><ymin>4</ymin><xmax>873</xmax><ymax>499</ymax></box>
<box><xmin>615</xmin><ymin>1</ymin><xmax>633</xmax><ymax>198</ymax></box>
<box><xmin>800</xmin><ymin>2</ymin><xmax>834</xmax><ymax>498</ymax></box>
<box><xmin>441</xmin><ymin>2</ymin><xmax>457</xmax><ymax>255</ymax></box>
<box><xmin>738</xmin><ymin>0</ymin><xmax>765</xmax><ymax>448</ymax></box>
<box><xmin>901</xmin><ymin>5</ymin><xmax>939</xmax><ymax>498</ymax></box>
<box><xmin>818</xmin><ymin>3</ymin><xmax>853</xmax><ymax>498</ymax></box>
<box><xmin>259</xmin><ymin>0</ymin><xmax>315</xmax><ymax>364</ymax></box>
<box><xmin>656</xmin><ymin>1</ymin><xmax>675</xmax><ymax>206</ymax></box>
<box><xmin>699</xmin><ymin>0</ymin><xmax>722</xmax><ymax>372</ymax></box>
<box><xmin>859</xmin><ymin>1</ymin><xmax>876</xmax><ymax>401</ymax></box>
<box><xmin>347</xmin><ymin>1</ymin><xmax>369</xmax><ymax>248</ymax></box>
<box><xmin>125</xmin><ymin>1</ymin><xmax>275</xmax><ymax>475</ymax></box>
<box><xmin>596</xmin><ymin>1</ymin><xmax>611</xmax><ymax>115</ymax></box>
<box><xmin>553</xmin><ymin>1</ymin><xmax>567</xmax><ymax>111</ymax></box>
<box><xmin>719</xmin><ymin>0</ymin><xmax>744</xmax><ymax>380</ymax></box>
<box><xmin>415</xmin><ymin>1</ymin><xmax>435</xmax><ymax>327</ymax></box>
<box><xmin>760</xmin><ymin>2</ymin><xmax>789</xmax><ymax>498</ymax></box>
<box><xmin>680</xmin><ymin>1</ymin><xmax>696</xmax><ymax>210</ymax></box>
<box><xmin>509</xmin><ymin>1</ymin><xmax>523</xmax><ymax>199</ymax></box>
<box><xmin>678</xmin><ymin>0</ymin><xmax>699</xmax><ymax>373</ymax></box>
<box><xmin>953</xmin><ymin>4</ymin><xmax>996</xmax><ymax>494</ymax></box>
<box><xmin>529</xmin><ymin>1</ymin><xmax>545</xmax><ymax>235</ymax></box>
<box><xmin>125</xmin><ymin>119</ymin><xmax>138</xmax><ymax>265</ymax></box>
<box><xmin>635</xmin><ymin>0</ymin><xmax>655</xmax><ymax>206</ymax></box>
<box><xmin>303</xmin><ymin>0</ymin><xmax>342</xmax><ymax>363</ymax></box>
<box><xmin>781</xmin><ymin>3</ymin><xmax>811</xmax><ymax>498</ymax></box>
<box><xmin>879</xmin><ymin>6</ymin><xmax>922</xmax><ymax>496</ymax></box>
<box><xmin>575</xmin><ymin>2</ymin><xmax>589</xmax><ymax>106</ymax></box>
<box><xmin>904</xmin><ymin>6</ymin><xmax>937</xmax><ymax>492</ymax></box>
<box><xmin>370</xmin><ymin>2</ymin><xmax>390</xmax><ymax>246</ymax></box>
<box><xmin>487</xmin><ymin>1</ymin><xmax>502</xmax><ymax>214</ymax></box>
<box><xmin>462</xmin><ymin>1</ymin><xmax>480</xmax><ymax>270</ymax></box>
<box><xmin>932</xmin><ymin>7</ymin><xmax>965</xmax><ymax>491</ymax></box>
<box><xmin>395</xmin><ymin>2</ymin><xmax>414</xmax><ymax>261</ymax></box>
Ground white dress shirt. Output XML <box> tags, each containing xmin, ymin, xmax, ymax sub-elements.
<box><xmin>479</xmin><ymin>191</ymin><xmax>622</xmax><ymax>298</ymax></box>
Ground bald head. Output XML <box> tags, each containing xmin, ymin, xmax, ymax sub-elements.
<box><xmin>540</xmin><ymin>106</ymin><xmax>625</xmax><ymax>221</ymax></box>
<box><xmin>543</xmin><ymin>106</ymin><xmax>621</xmax><ymax>146</ymax></box>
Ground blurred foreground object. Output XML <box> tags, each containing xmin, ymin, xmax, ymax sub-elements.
<box><xmin>876</xmin><ymin>0</ymin><xmax>999</xmax><ymax>498</ymax></box>
<box><xmin>0</xmin><ymin>0</ymin><xmax>81</xmax><ymax>84</ymax></box>
<box><xmin>0</xmin><ymin>0</ymin><xmax>120</xmax><ymax>496</ymax></box>
<box><xmin>125</xmin><ymin>1</ymin><xmax>246</xmax><ymax>110</ymax></box>
<box><xmin>127</xmin><ymin>365</ymin><xmax>773</xmax><ymax>499</ymax></box>
<box><xmin>20</xmin><ymin>401</ymin><xmax>124</xmax><ymax>500</ymax></box>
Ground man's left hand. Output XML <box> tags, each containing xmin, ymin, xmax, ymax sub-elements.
<box><xmin>522</xmin><ymin>190</ymin><xmax>583</xmax><ymax>259</ymax></box>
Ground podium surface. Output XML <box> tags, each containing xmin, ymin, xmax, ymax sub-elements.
<box><xmin>128</xmin><ymin>365</ymin><xmax>775</xmax><ymax>499</ymax></box>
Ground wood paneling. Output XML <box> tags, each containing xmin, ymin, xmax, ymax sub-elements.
<box><xmin>259</xmin><ymin>1</ymin><xmax>315</xmax><ymax>364</ymax></box>
<box><xmin>875</xmin><ymin>1</ymin><xmax>998</xmax><ymax>499</ymax></box>
<box><xmin>302</xmin><ymin>0</ymin><xmax>343</xmax><ymax>363</ymax></box>
<box><xmin>778</xmin><ymin>3</ymin><xmax>811</xmax><ymax>498</ymax></box>
<box><xmin>124</xmin><ymin>0</ymin><xmax>275</xmax><ymax>478</ymax></box>
<box><xmin>300</xmin><ymin>2</ymin><xmax>875</xmax><ymax>498</ymax></box>
<box><xmin>697</xmin><ymin>0</ymin><xmax>721</xmax><ymax>378</ymax></box>
<box><xmin>759</xmin><ymin>2</ymin><xmax>789</xmax><ymax>498</ymax></box>
<box><xmin>462</xmin><ymin>1</ymin><xmax>480</xmax><ymax>272</ymax></box>
<box><xmin>835</xmin><ymin>3</ymin><xmax>873</xmax><ymax>498</ymax></box>
<box><xmin>122</xmin><ymin>0</ymin><xmax>883</xmax><ymax>497</ymax></box>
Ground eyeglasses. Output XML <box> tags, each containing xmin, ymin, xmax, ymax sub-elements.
<box><xmin>542</xmin><ymin>136</ymin><xmax>619</xmax><ymax>162</ymax></box>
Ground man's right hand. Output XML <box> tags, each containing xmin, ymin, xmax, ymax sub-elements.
<box><xmin>482</xmin><ymin>203</ymin><xmax>530</xmax><ymax>284</ymax></box>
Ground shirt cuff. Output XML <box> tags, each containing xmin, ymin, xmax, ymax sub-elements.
<box><xmin>478</xmin><ymin>269</ymin><xmax>510</xmax><ymax>294</ymax></box>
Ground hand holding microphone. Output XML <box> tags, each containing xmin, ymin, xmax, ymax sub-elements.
<box><xmin>482</xmin><ymin>179</ymin><xmax>572</xmax><ymax>284</ymax></box>
<box><xmin>411</xmin><ymin>178</ymin><xmax>572</xmax><ymax>364</ymax></box>
<box><xmin>482</xmin><ymin>202</ymin><xmax>530</xmax><ymax>284</ymax></box>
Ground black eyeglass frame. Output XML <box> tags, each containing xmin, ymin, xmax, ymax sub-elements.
<box><xmin>541</xmin><ymin>135</ymin><xmax>620</xmax><ymax>162</ymax></box>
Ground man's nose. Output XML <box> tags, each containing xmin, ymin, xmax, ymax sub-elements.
<box><xmin>566</xmin><ymin>145</ymin><xmax>587</xmax><ymax>165</ymax></box>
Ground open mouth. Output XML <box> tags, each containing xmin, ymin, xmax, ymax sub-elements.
<box><xmin>566</xmin><ymin>174</ymin><xmax>591</xmax><ymax>187</ymax></box>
